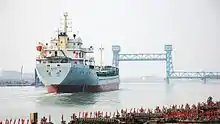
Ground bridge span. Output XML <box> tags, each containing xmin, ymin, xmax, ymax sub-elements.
<box><xmin>112</xmin><ymin>45</ymin><xmax>220</xmax><ymax>83</ymax></box>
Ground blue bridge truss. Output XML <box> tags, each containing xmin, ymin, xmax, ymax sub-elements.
<box><xmin>118</xmin><ymin>53</ymin><xmax>166</xmax><ymax>61</ymax></box>
<box><xmin>112</xmin><ymin>45</ymin><xmax>220</xmax><ymax>83</ymax></box>
<box><xmin>170</xmin><ymin>72</ymin><xmax>220</xmax><ymax>79</ymax></box>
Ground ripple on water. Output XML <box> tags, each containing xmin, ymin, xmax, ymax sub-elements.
<box><xmin>0</xmin><ymin>80</ymin><xmax>220</xmax><ymax>121</ymax></box>
<box><xmin>36</xmin><ymin>92</ymin><xmax>102</xmax><ymax>107</ymax></box>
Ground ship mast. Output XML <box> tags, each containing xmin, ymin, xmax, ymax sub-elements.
<box><xmin>99</xmin><ymin>45</ymin><xmax>104</xmax><ymax>70</ymax></box>
<box><xmin>63</xmin><ymin>12</ymin><xmax>68</xmax><ymax>33</ymax></box>
<box><xmin>57</xmin><ymin>12</ymin><xmax>71</xmax><ymax>49</ymax></box>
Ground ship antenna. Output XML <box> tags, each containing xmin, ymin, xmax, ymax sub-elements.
<box><xmin>99</xmin><ymin>45</ymin><xmax>104</xmax><ymax>70</ymax></box>
<box><xmin>63</xmin><ymin>12</ymin><xmax>68</xmax><ymax>33</ymax></box>
<box><xmin>77</xmin><ymin>30</ymin><xmax>79</xmax><ymax>37</ymax></box>
<box><xmin>56</xmin><ymin>28</ymin><xmax>60</xmax><ymax>38</ymax></box>
<box><xmin>57</xmin><ymin>28</ymin><xmax>60</xmax><ymax>35</ymax></box>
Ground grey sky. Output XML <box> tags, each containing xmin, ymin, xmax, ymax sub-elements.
<box><xmin>0</xmin><ymin>0</ymin><xmax>219</xmax><ymax>77</ymax></box>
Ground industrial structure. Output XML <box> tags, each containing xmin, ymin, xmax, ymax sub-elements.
<box><xmin>112</xmin><ymin>44</ymin><xmax>220</xmax><ymax>83</ymax></box>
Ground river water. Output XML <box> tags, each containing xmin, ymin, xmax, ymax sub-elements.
<box><xmin>0</xmin><ymin>79</ymin><xmax>219</xmax><ymax>122</ymax></box>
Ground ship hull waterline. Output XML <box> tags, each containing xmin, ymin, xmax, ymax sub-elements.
<box><xmin>36</xmin><ymin>63</ymin><xmax>120</xmax><ymax>93</ymax></box>
<box><xmin>47</xmin><ymin>82</ymin><xmax>120</xmax><ymax>93</ymax></box>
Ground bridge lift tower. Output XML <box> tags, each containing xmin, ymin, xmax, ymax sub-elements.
<box><xmin>112</xmin><ymin>45</ymin><xmax>220</xmax><ymax>84</ymax></box>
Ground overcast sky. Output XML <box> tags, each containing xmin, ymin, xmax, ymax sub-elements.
<box><xmin>0</xmin><ymin>0</ymin><xmax>219</xmax><ymax>77</ymax></box>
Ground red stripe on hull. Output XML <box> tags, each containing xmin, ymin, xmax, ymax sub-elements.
<box><xmin>47</xmin><ymin>82</ymin><xmax>120</xmax><ymax>93</ymax></box>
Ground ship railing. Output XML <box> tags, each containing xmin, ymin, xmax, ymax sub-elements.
<box><xmin>68</xmin><ymin>38</ymin><xmax>83</xmax><ymax>43</ymax></box>
<box><xmin>37</xmin><ymin>56</ymin><xmax>87</xmax><ymax>60</ymax></box>
<box><xmin>43</xmin><ymin>47</ymin><xmax>94</xmax><ymax>53</ymax></box>
<box><xmin>66</xmin><ymin>48</ymin><xmax>93</xmax><ymax>53</ymax></box>
<box><xmin>85</xmin><ymin>56</ymin><xmax>94</xmax><ymax>60</ymax></box>
<box><xmin>36</xmin><ymin>58</ymin><xmax>48</xmax><ymax>62</ymax></box>
<box><xmin>70</xmin><ymin>58</ymin><xmax>85</xmax><ymax>60</ymax></box>
<box><xmin>44</xmin><ymin>48</ymin><xmax>60</xmax><ymax>51</ymax></box>
<box><xmin>82</xmin><ymin>48</ymin><xmax>94</xmax><ymax>53</ymax></box>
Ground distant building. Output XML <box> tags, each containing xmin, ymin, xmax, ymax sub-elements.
<box><xmin>0</xmin><ymin>69</ymin><xmax>45</xmax><ymax>86</ymax></box>
<box><xmin>0</xmin><ymin>70</ymin><xmax>35</xmax><ymax>86</ymax></box>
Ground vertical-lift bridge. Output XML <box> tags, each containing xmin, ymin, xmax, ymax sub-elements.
<box><xmin>112</xmin><ymin>45</ymin><xmax>220</xmax><ymax>83</ymax></box>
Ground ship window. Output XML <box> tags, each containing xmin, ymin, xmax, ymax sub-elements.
<box><xmin>57</xmin><ymin>64</ymin><xmax>60</xmax><ymax>66</ymax></box>
<box><xmin>55</xmin><ymin>51</ymin><xmax>57</xmax><ymax>56</ymax></box>
<box><xmin>56</xmin><ymin>43</ymin><xmax>57</xmax><ymax>46</ymax></box>
<box><xmin>49</xmin><ymin>51</ymin><xmax>52</xmax><ymax>54</ymax></box>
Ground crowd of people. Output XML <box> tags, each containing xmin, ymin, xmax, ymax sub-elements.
<box><xmin>43</xmin><ymin>96</ymin><xmax>220</xmax><ymax>123</ymax></box>
<box><xmin>1</xmin><ymin>96</ymin><xmax>220</xmax><ymax>124</ymax></box>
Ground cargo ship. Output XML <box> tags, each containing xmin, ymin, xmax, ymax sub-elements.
<box><xmin>35</xmin><ymin>12</ymin><xmax>120</xmax><ymax>93</ymax></box>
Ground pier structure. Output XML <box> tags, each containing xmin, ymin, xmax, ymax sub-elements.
<box><xmin>112</xmin><ymin>44</ymin><xmax>220</xmax><ymax>83</ymax></box>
